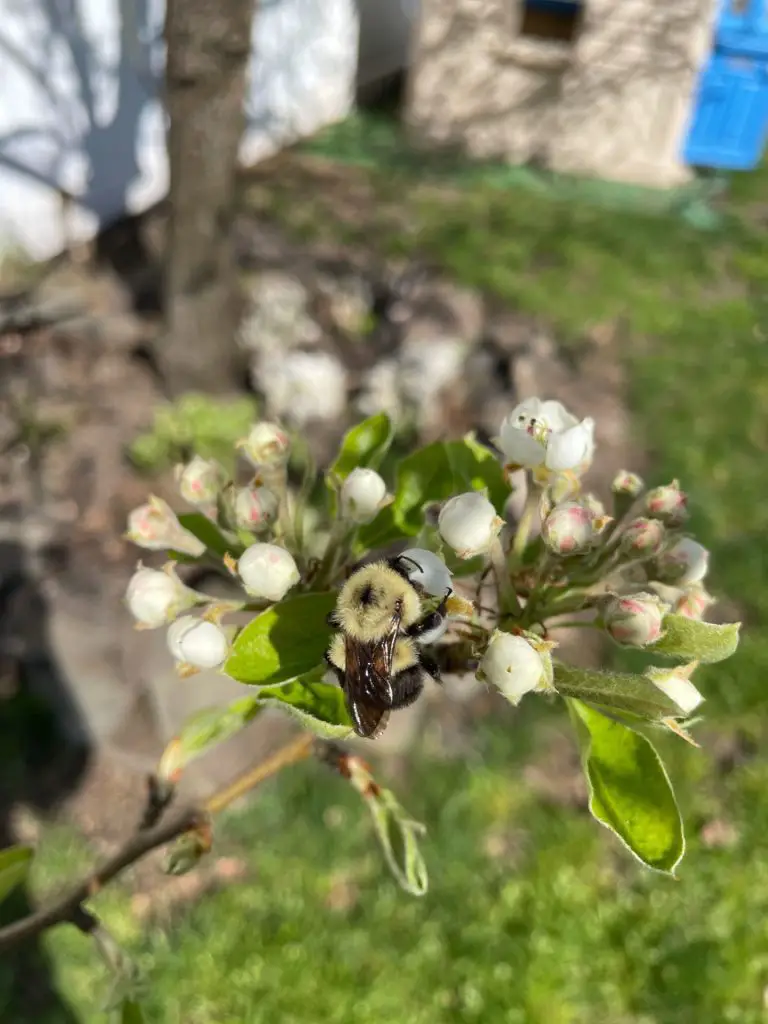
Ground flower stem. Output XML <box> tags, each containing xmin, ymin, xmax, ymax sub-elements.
<box><xmin>490</xmin><ymin>536</ymin><xmax>521</xmax><ymax>619</ymax></box>
<box><xmin>512</xmin><ymin>482</ymin><xmax>539</xmax><ymax>562</ymax></box>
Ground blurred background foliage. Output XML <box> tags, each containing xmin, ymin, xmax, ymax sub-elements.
<box><xmin>3</xmin><ymin>124</ymin><xmax>768</xmax><ymax>1022</ymax></box>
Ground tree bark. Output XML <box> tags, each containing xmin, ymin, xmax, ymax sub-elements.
<box><xmin>160</xmin><ymin>0</ymin><xmax>255</xmax><ymax>395</ymax></box>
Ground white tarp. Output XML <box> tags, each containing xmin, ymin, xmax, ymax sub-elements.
<box><xmin>0</xmin><ymin>0</ymin><xmax>361</xmax><ymax>259</ymax></box>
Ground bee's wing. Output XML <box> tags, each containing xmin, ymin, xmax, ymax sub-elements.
<box><xmin>343</xmin><ymin>624</ymin><xmax>399</xmax><ymax>738</ymax></box>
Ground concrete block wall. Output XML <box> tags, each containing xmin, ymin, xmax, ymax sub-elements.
<box><xmin>407</xmin><ymin>0</ymin><xmax>718</xmax><ymax>187</ymax></box>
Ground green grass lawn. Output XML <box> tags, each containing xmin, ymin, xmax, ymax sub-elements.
<box><xmin>7</xmin><ymin>132</ymin><xmax>768</xmax><ymax>1023</ymax></box>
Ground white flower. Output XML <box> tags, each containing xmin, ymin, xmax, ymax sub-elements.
<box><xmin>238</xmin><ymin>543</ymin><xmax>300</xmax><ymax>601</ymax></box>
<box><xmin>542</xmin><ymin>500</ymin><xmax>609</xmax><ymax>554</ymax></box>
<box><xmin>646</xmin><ymin>662</ymin><xmax>703</xmax><ymax>716</ymax></box>
<box><xmin>126</xmin><ymin>497</ymin><xmax>205</xmax><ymax>557</ymax></box>
<box><xmin>496</xmin><ymin>398</ymin><xmax>595</xmax><ymax>475</ymax></box>
<box><xmin>612</xmin><ymin>470</ymin><xmax>645</xmax><ymax>496</ymax></box>
<box><xmin>438</xmin><ymin>492</ymin><xmax>503</xmax><ymax>559</ymax></box>
<box><xmin>400</xmin><ymin>548</ymin><xmax>453</xmax><ymax>597</ymax></box>
<box><xmin>645</xmin><ymin>480</ymin><xmax>688</xmax><ymax>526</ymax></box>
<box><xmin>603</xmin><ymin>592</ymin><xmax>667</xmax><ymax>648</ymax></box>
<box><xmin>175</xmin><ymin>456</ymin><xmax>226</xmax><ymax>508</ymax></box>
<box><xmin>478</xmin><ymin>630</ymin><xmax>554</xmax><ymax>705</ymax></box>
<box><xmin>167</xmin><ymin>616</ymin><xmax>230</xmax><ymax>669</ymax></box>
<box><xmin>237</xmin><ymin>422</ymin><xmax>291</xmax><ymax>469</ymax></box>
<box><xmin>234</xmin><ymin>486</ymin><xmax>279</xmax><ymax>532</ymax></box>
<box><xmin>125</xmin><ymin>564</ymin><xmax>200</xmax><ymax>629</ymax></box>
<box><xmin>340</xmin><ymin>468</ymin><xmax>389</xmax><ymax>524</ymax></box>
<box><xmin>658</xmin><ymin>538</ymin><xmax>710</xmax><ymax>586</ymax></box>
<box><xmin>259</xmin><ymin>350</ymin><xmax>348</xmax><ymax>426</ymax></box>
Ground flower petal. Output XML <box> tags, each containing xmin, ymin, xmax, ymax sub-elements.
<box><xmin>539</xmin><ymin>400</ymin><xmax>578</xmax><ymax>431</ymax></box>
<box><xmin>545</xmin><ymin>419</ymin><xmax>593</xmax><ymax>471</ymax></box>
<box><xmin>498</xmin><ymin>419</ymin><xmax>546</xmax><ymax>467</ymax></box>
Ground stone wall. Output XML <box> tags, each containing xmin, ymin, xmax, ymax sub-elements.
<box><xmin>407</xmin><ymin>0</ymin><xmax>718</xmax><ymax>187</ymax></box>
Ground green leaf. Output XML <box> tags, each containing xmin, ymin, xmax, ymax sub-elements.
<box><xmin>225</xmin><ymin>592</ymin><xmax>336</xmax><ymax>685</ymax></box>
<box><xmin>569</xmin><ymin>700</ymin><xmax>684</xmax><ymax>874</ymax></box>
<box><xmin>393</xmin><ymin>442</ymin><xmax>456</xmax><ymax>535</ymax></box>
<box><xmin>158</xmin><ymin>697</ymin><xmax>263</xmax><ymax>780</ymax></box>
<box><xmin>445</xmin><ymin>434</ymin><xmax>509</xmax><ymax>514</ymax></box>
<box><xmin>649</xmin><ymin>614</ymin><xmax>741</xmax><ymax>664</ymax></box>
<box><xmin>553</xmin><ymin>663</ymin><xmax>682</xmax><ymax>720</ymax></box>
<box><xmin>393</xmin><ymin>436</ymin><xmax>509</xmax><ymax>535</ymax></box>
<box><xmin>120</xmin><ymin>999</ymin><xmax>146</xmax><ymax>1024</ymax></box>
<box><xmin>257</xmin><ymin>674</ymin><xmax>353</xmax><ymax>738</ymax></box>
<box><xmin>0</xmin><ymin>845</ymin><xmax>33</xmax><ymax>905</ymax></box>
<box><xmin>328</xmin><ymin>413</ymin><xmax>394</xmax><ymax>484</ymax></box>
<box><xmin>177</xmin><ymin>513</ymin><xmax>241</xmax><ymax>559</ymax></box>
<box><xmin>355</xmin><ymin>505</ymin><xmax>404</xmax><ymax>553</ymax></box>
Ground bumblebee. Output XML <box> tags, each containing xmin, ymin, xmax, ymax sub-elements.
<box><xmin>325</xmin><ymin>555</ymin><xmax>449</xmax><ymax>738</ymax></box>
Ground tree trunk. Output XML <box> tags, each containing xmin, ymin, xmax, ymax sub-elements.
<box><xmin>159</xmin><ymin>0</ymin><xmax>255</xmax><ymax>395</ymax></box>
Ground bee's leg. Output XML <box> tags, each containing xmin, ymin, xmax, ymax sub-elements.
<box><xmin>389</xmin><ymin>667</ymin><xmax>424</xmax><ymax>710</ymax></box>
<box><xmin>419</xmin><ymin>651</ymin><xmax>442</xmax><ymax>684</ymax></box>
<box><xmin>408</xmin><ymin>592</ymin><xmax>450</xmax><ymax>641</ymax></box>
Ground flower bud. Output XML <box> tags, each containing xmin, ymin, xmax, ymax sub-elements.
<box><xmin>233</xmin><ymin>485</ymin><xmax>279</xmax><ymax>532</ymax></box>
<box><xmin>621</xmin><ymin>517</ymin><xmax>665</xmax><ymax>556</ymax></box>
<box><xmin>657</xmin><ymin>537</ymin><xmax>709</xmax><ymax>585</ymax></box>
<box><xmin>166</xmin><ymin>616</ymin><xmax>230</xmax><ymax>669</ymax></box>
<box><xmin>438</xmin><ymin>492</ymin><xmax>504</xmax><ymax>559</ymax></box>
<box><xmin>582</xmin><ymin>493</ymin><xmax>606</xmax><ymax>518</ymax></box>
<box><xmin>644</xmin><ymin>480</ymin><xmax>688</xmax><ymax>526</ymax></box>
<box><xmin>674</xmin><ymin>583</ymin><xmax>715</xmax><ymax>621</ymax></box>
<box><xmin>478</xmin><ymin>629</ymin><xmax>554</xmax><ymax>705</ymax></box>
<box><xmin>542</xmin><ymin>500</ymin><xmax>610</xmax><ymax>555</ymax></box>
<box><xmin>126</xmin><ymin>496</ymin><xmax>206</xmax><ymax>557</ymax></box>
<box><xmin>612</xmin><ymin>470</ymin><xmax>644</xmax><ymax>497</ymax></box>
<box><xmin>125</xmin><ymin>564</ymin><xmax>200</xmax><ymax>628</ymax></box>
<box><xmin>400</xmin><ymin>548</ymin><xmax>453</xmax><ymax>597</ymax></box>
<box><xmin>645</xmin><ymin>661</ymin><xmax>703</xmax><ymax>716</ymax></box>
<box><xmin>238</xmin><ymin>543</ymin><xmax>300</xmax><ymax>601</ymax></box>
<box><xmin>237</xmin><ymin>421</ymin><xmax>291</xmax><ymax>469</ymax></box>
<box><xmin>175</xmin><ymin>455</ymin><xmax>226</xmax><ymax>508</ymax></box>
<box><xmin>603</xmin><ymin>592</ymin><xmax>667</xmax><ymax>647</ymax></box>
<box><xmin>340</xmin><ymin>468</ymin><xmax>389</xmax><ymax>524</ymax></box>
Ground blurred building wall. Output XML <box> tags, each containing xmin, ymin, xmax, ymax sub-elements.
<box><xmin>407</xmin><ymin>0</ymin><xmax>718</xmax><ymax>187</ymax></box>
<box><xmin>0</xmin><ymin>0</ymin><xmax>364</xmax><ymax>260</ymax></box>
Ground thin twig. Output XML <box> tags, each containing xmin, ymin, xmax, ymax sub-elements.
<box><xmin>0</xmin><ymin>804</ymin><xmax>203</xmax><ymax>952</ymax></box>
<box><xmin>0</xmin><ymin>734</ymin><xmax>315</xmax><ymax>952</ymax></box>
<box><xmin>204</xmin><ymin>733</ymin><xmax>313</xmax><ymax>815</ymax></box>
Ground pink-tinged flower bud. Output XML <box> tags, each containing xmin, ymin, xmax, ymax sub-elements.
<box><xmin>237</xmin><ymin>543</ymin><xmax>300</xmax><ymax>601</ymax></box>
<box><xmin>125</xmin><ymin>563</ymin><xmax>201</xmax><ymax>628</ymax></box>
<box><xmin>657</xmin><ymin>537</ymin><xmax>709</xmax><ymax>585</ymax></box>
<box><xmin>621</xmin><ymin>517</ymin><xmax>666</xmax><ymax>556</ymax></box>
<box><xmin>645</xmin><ymin>480</ymin><xmax>688</xmax><ymax>526</ymax></box>
<box><xmin>603</xmin><ymin>592</ymin><xmax>667</xmax><ymax>647</ymax></box>
<box><xmin>237</xmin><ymin>421</ymin><xmax>290</xmax><ymax>469</ymax></box>
<box><xmin>674</xmin><ymin>583</ymin><xmax>715</xmax><ymax>621</ymax></box>
<box><xmin>167</xmin><ymin>616</ymin><xmax>230</xmax><ymax>669</ymax></box>
<box><xmin>175</xmin><ymin>455</ymin><xmax>226</xmax><ymax>508</ymax></box>
<box><xmin>233</xmin><ymin>485</ymin><xmax>279</xmax><ymax>532</ymax></box>
<box><xmin>438</xmin><ymin>492</ymin><xmax>504</xmax><ymax>559</ymax></box>
<box><xmin>542</xmin><ymin>500</ymin><xmax>610</xmax><ymax>555</ymax></box>
<box><xmin>126</xmin><ymin>496</ymin><xmax>205</xmax><ymax>557</ymax></box>
<box><xmin>478</xmin><ymin>629</ymin><xmax>555</xmax><ymax>705</ymax></box>
<box><xmin>612</xmin><ymin>470</ymin><xmax>644</xmax><ymax>497</ymax></box>
<box><xmin>645</xmin><ymin>661</ymin><xmax>703</xmax><ymax>716</ymax></box>
<box><xmin>340</xmin><ymin>467</ymin><xmax>389</xmax><ymax>524</ymax></box>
